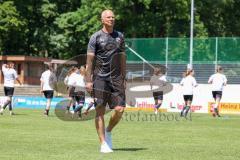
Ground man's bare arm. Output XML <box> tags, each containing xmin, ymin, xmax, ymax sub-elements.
<box><xmin>40</xmin><ymin>81</ymin><xmax>44</xmax><ymax>93</ymax></box>
<box><xmin>16</xmin><ymin>78</ymin><xmax>22</xmax><ymax>85</ymax></box>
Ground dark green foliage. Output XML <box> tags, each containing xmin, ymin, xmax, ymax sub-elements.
<box><xmin>0</xmin><ymin>0</ymin><xmax>240</xmax><ymax>59</ymax></box>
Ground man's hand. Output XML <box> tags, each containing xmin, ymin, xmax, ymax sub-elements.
<box><xmin>18</xmin><ymin>81</ymin><xmax>23</xmax><ymax>86</ymax></box>
<box><xmin>86</xmin><ymin>82</ymin><xmax>93</xmax><ymax>93</ymax></box>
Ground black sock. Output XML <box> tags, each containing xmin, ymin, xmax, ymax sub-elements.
<box><xmin>184</xmin><ymin>106</ymin><xmax>190</xmax><ymax>117</ymax></box>
<box><xmin>214</xmin><ymin>108</ymin><xmax>220</xmax><ymax>117</ymax></box>
<box><xmin>72</xmin><ymin>105</ymin><xmax>76</xmax><ymax>110</ymax></box>
<box><xmin>9</xmin><ymin>101</ymin><xmax>12</xmax><ymax>111</ymax></box>
<box><xmin>180</xmin><ymin>106</ymin><xmax>187</xmax><ymax>116</ymax></box>
<box><xmin>45</xmin><ymin>109</ymin><xmax>49</xmax><ymax>115</ymax></box>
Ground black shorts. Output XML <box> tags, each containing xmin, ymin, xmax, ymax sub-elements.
<box><xmin>74</xmin><ymin>91</ymin><xmax>85</xmax><ymax>104</ymax></box>
<box><xmin>4</xmin><ymin>87</ymin><xmax>14</xmax><ymax>96</ymax></box>
<box><xmin>93</xmin><ymin>78</ymin><xmax>125</xmax><ymax>109</ymax></box>
<box><xmin>153</xmin><ymin>91</ymin><xmax>163</xmax><ymax>100</ymax></box>
<box><xmin>183</xmin><ymin>95</ymin><xmax>193</xmax><ymax>101</ymax></box>
<box><xmin>212</xmin><ymin>91</ymin><xmax>222</xmax><ymax>99</ymax></box>
<box><xmin>43</xmin><ymin>90</ymin><xmax>54</xmax><ymax>99</ymax></box>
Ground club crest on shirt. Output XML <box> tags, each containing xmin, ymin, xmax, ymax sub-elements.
<box><xmin>105</xmin><ymin>41</ymin><xmax>117</xmax><ymax>50</ymax></box>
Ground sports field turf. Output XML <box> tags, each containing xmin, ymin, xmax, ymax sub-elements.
<box><xmin>0</xmin><ymin>109</ymin><xmax>239</xmax><ymax>160</ymax></box>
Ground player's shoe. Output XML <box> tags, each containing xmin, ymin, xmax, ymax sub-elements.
<box><xmin>105</xmin><ymin>128</ymin><xmax>112</xmax><ymax>149</ymax></box>
<box><xmin>154</xmin><ymin>110</ymin><xmax>158</xmax><ymax>115</ymax></box>
<box><xmin>100</xmin><ymin>141</ymin><xmax>113</xmax><ymax>153</ymax></box>
<box><xmin>9</xmin><ymin>111</ymin><xmax>15</xmax><ymax>116</ymax></box>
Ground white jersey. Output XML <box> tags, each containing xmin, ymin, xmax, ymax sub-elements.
<box><xmin>180</xmin><ymin>75</ymin><xmax>197</xmax><ymax>95</ymax></box>
<box><xmin>159</xmin><ymin>75</ymin><xmax>167</xmax><ymax>82</ymax></box>
<box><xmin>208</xmin><ymin>73</ymin><xmax>227</xmax><ymax>91</ymax></box>
<box><xmin>64</xmin><ymin>75</ymin><xmax>69</xmax><ymax>85</ymax></box>
<box><xmin>68</xmin><ymin>73</ymin><xmax>86</xmax><ymax>92</ymax></box>
<box><xmin>2</xmin><ymin>65</ymin><xmax>18</xmax><ymax>87</ymax></box>
<box><xmin>40</xmin><ymin>70</ymin><xmax>56</xmax><ymax>91</ymax></box>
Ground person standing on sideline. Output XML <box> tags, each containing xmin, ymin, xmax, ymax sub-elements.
<box><xmin>71</xmin><ymin>66</ymin><xmax>86</xmax><ymax>117</ymax></box>
<box><xmin>208</xmin><ymin>66</ymin><xmax>227</xmax><ymax>117</ymax></box>
<box><xmin>0</xmin><ymin>62</ymin><xmax>22</xmax><ymax>115</ymax></box>
<box><xmin>150</xmin><ymin>67</ymin><xmax>167</xmax><ymax>115</ymax></box>
<box><xmin>85</xmin><ymin>10</ymin><xmax>126</xmax><ymax>153</ymax></box>
<box><xmin>180</xmin><ymin>69</ymin><xmax>198</xmax><ymax>117</ymax></box>
<box><xmin>64</xmin><ymin>66</ymin><xmax>78</xmax><ymax>113</ymax></box>
<box><xmin>40</xmin><ymin>63</ymin><xmax>57</xmax><ymax>116</ymax></box>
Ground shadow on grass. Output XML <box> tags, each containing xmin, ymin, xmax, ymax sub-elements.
<box><xmin>113</xmin><ymin>148</ymin><xmax>147</xmax><ymax>152</ymax></box>
<box><xmin>9</xmin><ymin>113</ymin><xmax>28</xmax><ymax>116</ymax></box>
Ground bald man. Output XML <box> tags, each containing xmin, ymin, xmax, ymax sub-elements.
<box><xmin>85</xmin><ymin>10</ymin><xmax>126</xmax><ymax>153</ymax></box>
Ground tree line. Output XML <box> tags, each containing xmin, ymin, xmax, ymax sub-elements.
<box><xmin>0</xmin><ymin>0</ymin><xmax>240</xmax><ymax>59</ymax></box>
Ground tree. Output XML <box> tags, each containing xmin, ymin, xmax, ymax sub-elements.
<box><xmin>0</xmin><ymin>1</ymin><xmax>26</xmax><ymax>54</ymax></box>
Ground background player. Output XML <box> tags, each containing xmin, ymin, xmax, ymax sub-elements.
<box><xmin>64</xmin><ymin>66</ymin><xmax>78</xmax><ymax>113</ymax></box>
<box><xmin>208</xmin><ymin>66</ymin><xmax>227</xmax><ymax>117</ymax></box>
<box><xmin>180</xmin><ymin>69</ymin><xmax>198</xmax><ymax>117</ymax></box>
<box><xmin>40</xmin><ymin>63</ymin><xmax>57</xmax><ymax>116</ymax></box>
<box><xmin>150</xmin><ymin>67</ymin><xmax>167</xmax><ymax>114</ymax></box>
<box><xmin>0</xmin><ymin>62</ymin><xmax>22</xmax><ymax>115</ymax></box>
<box><xmin>71</xmin><ymin>66</ymin><xmax>86</xmax><ymax>118</ymax></box>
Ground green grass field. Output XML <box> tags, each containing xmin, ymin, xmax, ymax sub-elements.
<box><xmin>0</xmin><ymin>109</ymin><xmax>240</xmax><ymax>160</ymax></box>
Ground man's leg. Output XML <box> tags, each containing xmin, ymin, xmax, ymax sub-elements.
<box><xmin>214</xmin><ymin>97</ymin><xmax>221</xmax><ymax>117</ymax></box>
<box><xmin>44</xmin><ymin>98</ymin><xmax>51</xmax><ymax>116</ymax></box>
<box><xmin>153</xmin><ymin>99</ymin><xmax>158</xmax><ymax>114</ymax></box>
<box><xmin>66</xmin><ymin>98</ymin><xmax>73</xmax><ymax>113</ymax></box>
<box><xmin>0</xmin><ymin>96</ymin><xmax>12</xmax><ymax>115</ymax></box>
<box><xmin>155</xmin><ymin>99</ymin><xmax>162</xmax><ymax>114</ymax></box>
<box><xmin>105</xmin><ymin>106</ymin><xmax>124</xmax><ymax>149</ymax></box>
<box><xmin>8</xmin><ymin>96</ymin><xmax>13</xmax><ymax>115</ymax></box>
<box><xmin>95</xmin><ymin>105</ymin><xmax>106</xmax><ymax>143</ymax></box>
<box><xmin>95</xmin><ymin>105</ymin><xmax>113</xmax><ymax>153</ymax></box>
<box><xmin>184</xmin><ymin>100</ymin><xmax>192</xmax><ymax>117</ymax></box>
<box><xmin>106</xmin><ymin>106</ymin><xmax>125</xmax><ymax>132</ymax></box>
<box><xmin>2</xmin><ymin>97</ymin><xmax>11</xmax><ymax>110</ymax></box>
<box><xmin>180</xmin><ymin>100</ymin><xmax>187</xmax><ymax>117</ymax></box>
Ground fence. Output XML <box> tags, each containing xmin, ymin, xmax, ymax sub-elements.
<box><xmin>125</xmin><ymin>37</ymin><xmax>240</xmax><ymax>84</ymax></box>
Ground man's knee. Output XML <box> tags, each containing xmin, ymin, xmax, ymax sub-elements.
<box><xmin>95</xmin><ymin>105</ymin><xmax>106</xmax><ymax>117</ymax></box>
